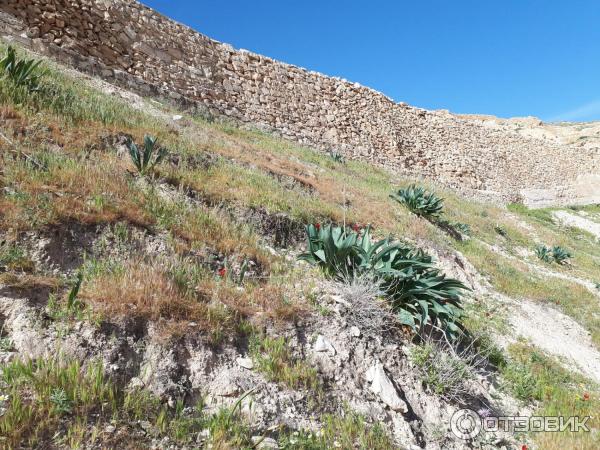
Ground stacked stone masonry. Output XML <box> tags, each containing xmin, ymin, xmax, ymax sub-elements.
<box><xmin>1</xmin><ymin>0</ymin><xmax>599</xmax><ymax>206</ymax></box>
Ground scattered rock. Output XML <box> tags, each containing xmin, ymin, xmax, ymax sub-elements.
<box><xmin>365</xmin><ymin>362</ymin><xmax>408</xmax><ymax>413</ymax></box>
<box><xmin>314</xmin><ymin>335</ymin><xmax>336</xmax><ymax>354</ymax></box>
<box><xmin>237</xmin><ymin>356</ymin><xmax>254</xmax><ymax>370</ymax></box>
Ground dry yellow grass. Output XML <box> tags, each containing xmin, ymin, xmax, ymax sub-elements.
<box><xmin>80</xmin><ymin>259</ymin><xmax>304</xmax><ymax>339</ymax></box>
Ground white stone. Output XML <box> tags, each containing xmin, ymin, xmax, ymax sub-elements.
<box><xmin>236</xmin><ymin>357</ymin><xmax>254</xmax><ymax>370</ymax></box>
<box><xmin>314</xmin><ymin>335</ymin><xmax>336</xmax><ymax>354</ymax></box>
<box><xmin>349</xmin><ymin>326</ymin><xmax>361</xmax><ymax>337</ymax></box>
<box><xmin>251</xmin><ymin>436</ymin><xmax>279</xmax><ymax>449</ymax></box>
<box><xmin>365</xmin><ymin>363</ymin><xmax>408</xmax><ymax>412</ymax></box>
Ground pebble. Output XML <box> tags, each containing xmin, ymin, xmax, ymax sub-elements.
<box><xmin>236</xmin><ymin>356</ymin><xmax>254</xmax><ymax>370</ymax></box>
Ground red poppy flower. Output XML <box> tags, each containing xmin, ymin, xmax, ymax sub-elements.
<box><xmin>583</xmin><ymin>392</ymin><xmax>590</xmax><ymax>401</ymax></box>
<box><xmin>315</xmin><ymin>223</ymin><xmax>321</xmax><ymax>231</ymax></box>
<box><xmin>218</xmin><ymin>267</ymin><xmax>227</xmax><ymax>278</ymax></box>
<box><xmin>521</xmin><ymin>445</ymin><xmax>528</xmax><ymax>450</ymax></box>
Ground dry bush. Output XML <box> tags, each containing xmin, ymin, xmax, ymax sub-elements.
<box><xmin>411</xmin><ymin>330</ymin><xmax>491</xmax><ymax>403</ymax></box>
<box><xmin>81</xmin><ymin>260</ymin><xmax>206</xmax><ymax>324</ymax></box>
<box><xmin>333</xmin><ymin>274</ymin><xmax>396</xmax><ymax>336</ymax></box>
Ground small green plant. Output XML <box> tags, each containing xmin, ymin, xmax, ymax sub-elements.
<box><xmin>535</xmin><ymin>244</ymin><xmax>552</xmax><ymax>263</ymax></box>
<box><xmin>390</xmin><ymin>184</ymin><xmax>444</xmax><ymax>218</ymax></box>
<box><xmin>329</xmin><ymin>151</ymin><xmax>346</xmax><ymax>164</ymax></box>
<box><xmin>595</xmin><ymin>282</ymin><xmax>600</xmax><ymax>291</ymax></box>
<box><xmin>67</xmin><ymin>271</ymin><xmax>84</xmax><ymax>310</ymax></box>
<box><xmin>278</xmin><ymin>410</ymin><xmax>393</xmax><ymax>449</ymax></box>
<box><xmin>49</xmin><ymin>388</ymin><xmax>72</xmax><ymax>414</ymax></box>
<box><xmin>494</xmin><ymin>224</ymin><xmax>508</xmax><ymax>237</ymax></box>
<box><xmin>249</xmin><ymin>335</ymin><xmax>320</xmax><ymax>391</ymax></box>
<box><xmin>0</xmin><ymin>46</ymin><xmax>44</xmax><ymax>91</ymax></box>
<box><xmin>551</xmin><ymin>246</ymin><xmax>572</xmax><ymax>265</ymax></box>
<box><xmin>452</xmin><ymin>222</ymin><xmax>471</xmax><ymax>236</ymax></box>
<box><xmin>0</xmin><ymin>242</ymin><xmax>33</xmax><ymax>272</ymax></box>
<box><xmin>127</xmin><ymin>135</ymin><xmax>167</xmax><ymax>176</ymax></box>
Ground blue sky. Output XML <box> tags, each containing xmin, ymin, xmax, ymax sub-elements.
<box><xmin>142</xmin><ymin>1</ymin><xmax>600</xmax><ymax>122</ymax></box>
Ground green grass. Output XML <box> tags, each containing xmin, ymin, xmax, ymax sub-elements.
<box><xmin>0</xmin><ymin>356</ymin><xmax>392</xmax><ymax>449</ymax></box>
<box><xmin>279</xmin><ymin>410</ymin><xmax>393</xmax><ymax>449</ymax></box>
<box><xmin>249</xmin><ymin>335</ymin><xmax>321</xmax><ymax>392</ymax></box>
<box><xmin>0</xmin><ymin>241</ymin><xmax>33</xmax><ymax>272</ymax></box>
<box><xmin>0</xmin><ymin>42</ymin><xmax>157</xmax><ymax>128</ymax></box>
<box><xmin>0</xmin><ymin>357</ymin><xmax>257</xmax><ymax>448</ymax></box>
<box><xmin>500</xmin><ymin>343</ymin><xmax>600</xmax><ymax>450</ymax></box>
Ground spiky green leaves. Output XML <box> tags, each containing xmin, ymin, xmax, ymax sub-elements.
<box><xmin>535</xmin><ymin>244</ymin><xmax>572</xmax><ymax>265</ymax></box>
<box><xmin>127</xmin><ymin>135</ymin><xmax>168</xmax><ymax>176</ymax></box>
<box><xmin>390</xmin><ymin>184</ymin><xmax>444</xmax><ymax>218</ymax></box>
<box><xmin>551</xmin><ymin>246</ymin><xmax>571</xmax><ymax>264</ymax></box>
<box><xmin>535</xmin><ymin>244</ymin><xmax>552</xmax><ymax>263</ymax></box>
<box><xmin>299</xmin><ymin>224</ymin><xmax>467</xmax><ymax>338</ymax></box>
<box><xmin>0</xmin><ymin>46</ymin><xmax>44</xmax><ymax>91</ymax></box>
<box><xmin>298</xmin><ymin>224</ymin><xmax>362</xmax><ymax>280</ymax></box>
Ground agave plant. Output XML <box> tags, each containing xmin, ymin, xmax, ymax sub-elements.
<box><xmin>299</xmin><ymin>225</ymin><xmax>467</xmax><ymax>337</ymax></box>
<box><xmin>551</xmin><ymin>246</ymin><xmax>572</xmax><ymax>265</ymax></box>
<box><xmin>329</xmin><ymin>151</ymin><xmax>346</xmax><ymax>164</ymax></box>
<box><xmin>127</xmin><ymin>135</ymin><xmax>167</xmax><ymax>176</ymax></box>
<box><xmin>0</xmin><ymin>46</ymin><xmax>44</xmax><ymax>91</ymax></box>
<box><xmin>535</xmin><ymin>244</ymin><xmax>552</xmax><ymax>263</ymax></box>
<box><xmin>298</xmin><ymin>224</ymin><xmax>363</xmax><ymax>280</ymax></box>
<box><xmin>390</xmin><ymin>184</ymin><xmax>444</xmax><ymax>218</ymax></box>
<box><xmin>452</xmin><ymin>222</ymin><xmax>471</xmax><ymax>236</ymax></box>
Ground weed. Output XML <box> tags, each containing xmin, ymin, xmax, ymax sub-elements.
<box><xmin>410</xmin><ymin>333</ymin><xmax>491</xmax><ymax>402</ymax></box>
<box><xmin>332</xmin><ymin>274</ymin><xmax>395</xmax><ymax>336</ymax></box>
<box><xmin>49</xmin><ymin>388</ymin><xmax>72</xmax><ymax>414</ymax></box>
<box><xmin>66</xmin><ymin>271</ymin><xmax>84</xmax><ymax>311</ymax></box>
<box><xmin>0</xmin><ymin>241</ymin><xmax>34</xmax><ymax>272</ymax></box>
<box><xmin>0</xmin><ymin>356</ymin><xmax>264</xmax><ymax>448</ymax></box>
<box><xmin>279</xmin><ymin>410</ymin><xmax>393</xmax><ymax>449</ymax></box>
<box><xmin>250</xmin><ymin>335</ymin><xmax>320</xmax><ymax>391</ymax></box>
<box><xmin>127</xmin><ymin>135</ymin><xmax>167</xmax><ymax>176</ymax></box>
<box><xmin>328</xmin><ymin>151</ymin><xmax>346</xmax><ymax>164</ymax></box>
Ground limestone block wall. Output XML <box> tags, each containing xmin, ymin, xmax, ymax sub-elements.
<box><xmin>1</xmin><ymin>0</ymin><xmax>599</xmax><ymax>206</ymax></box>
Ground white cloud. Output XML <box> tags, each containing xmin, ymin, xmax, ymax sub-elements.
<box><xmin>548</xmin><ymin>99</ymin><xmax>600</xmax><ymax>122</ymax></box>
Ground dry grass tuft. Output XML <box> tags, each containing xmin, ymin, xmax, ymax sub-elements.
<box><xmin>81</xmin><ymin>261</ymin><xmax>205</xmax><ymax>324</ymax></box>
<box><xmin>80</xmin><ymin>259</ymin><xmax>304</xmax><ymax>339</ymax></box>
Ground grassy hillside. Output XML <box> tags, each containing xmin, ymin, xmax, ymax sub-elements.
<box><xmin>1</xmin><ymin>43</ymin><xmax>599</xmax><ymax>449</ymax></box>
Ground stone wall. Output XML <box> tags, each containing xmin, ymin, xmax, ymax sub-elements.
<box><xmin>1</xmin><ymin>0</ymin><xmax>599</xmax><ymax>206</ymax></box>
